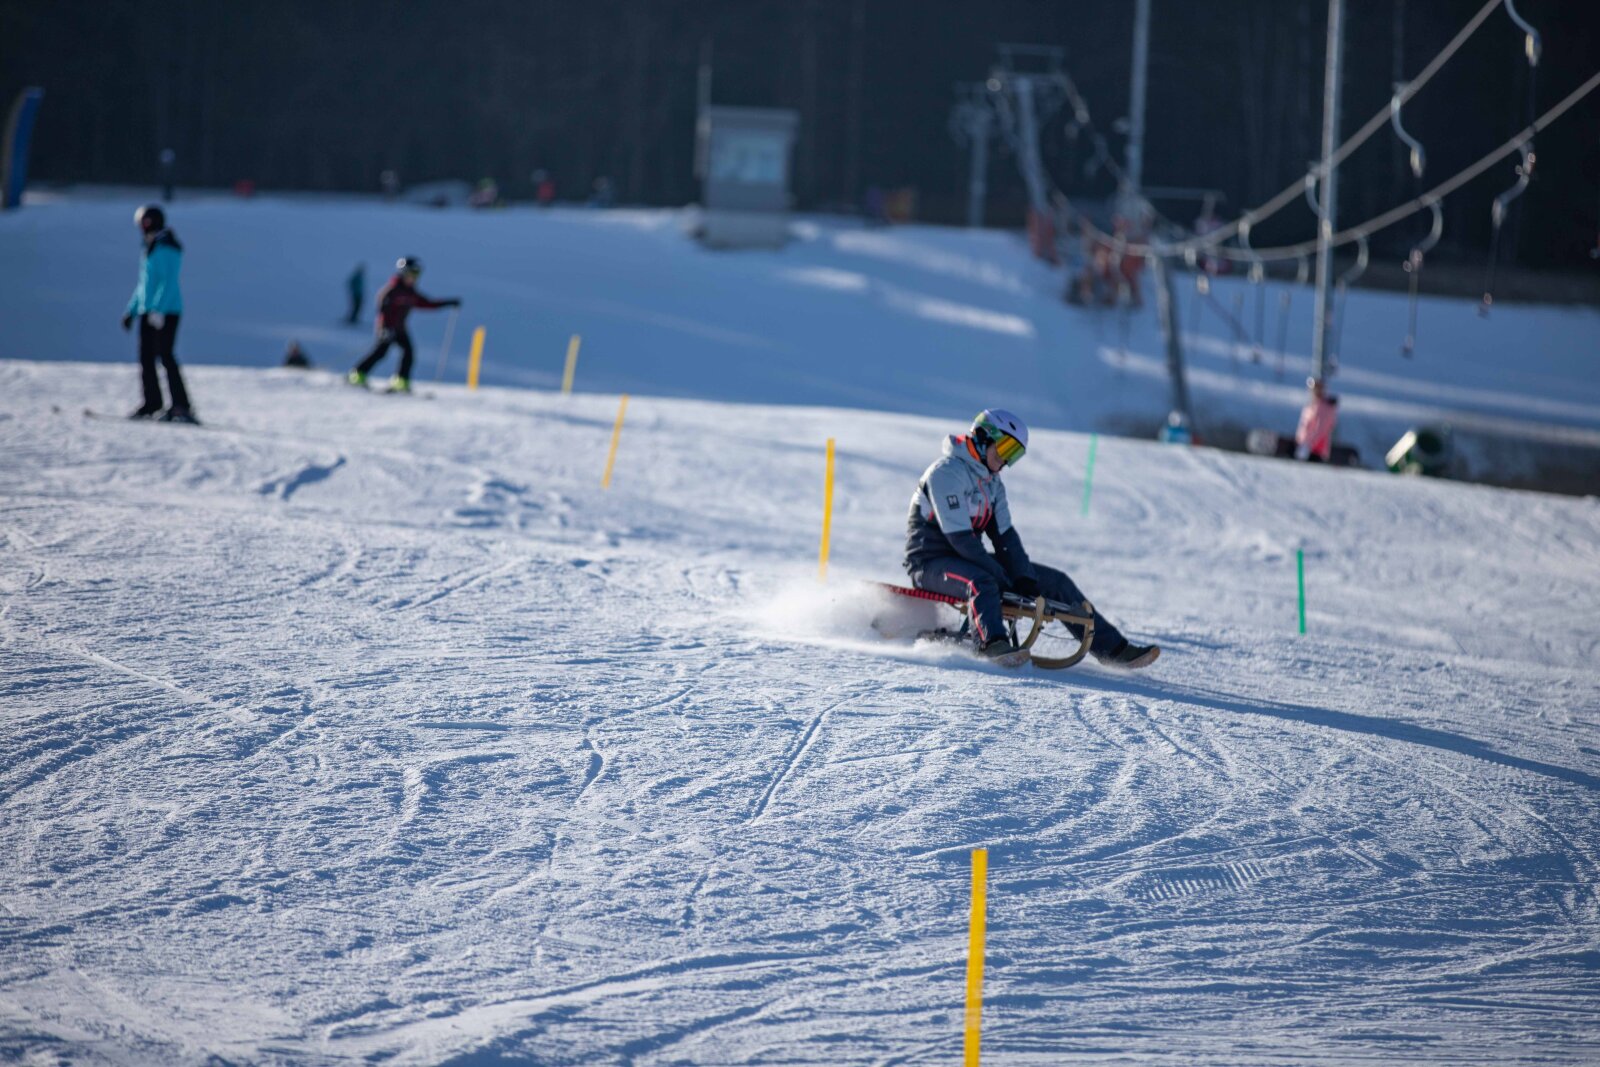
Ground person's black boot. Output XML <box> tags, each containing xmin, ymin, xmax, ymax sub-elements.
<box><xmin>977</xmin><ymin>635</ymin><xmax>1030</xmax><ymax>668</ymax></box>
<box><xmin>158</xmin><ymin>406</ymin><xmax>199</xmax><ymax>425</ymax></box>
<box><xmin>1097</xmin><ymin>639</ymin><xmax>1161</xmax><ymax>669</ymax></box>
<box><xmin>128</xmin><ymin>405</ymin><xmax>161</xmax><ymax>419</ymax></box>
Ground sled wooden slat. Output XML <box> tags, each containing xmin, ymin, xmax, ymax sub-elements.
<box><xmin>874</xmin><ymin>582</ymin><xmax>1094</xmax><ymax>670</ymax></box>
<box><xmin>1008</xmin><ymin>598</ymin><xmax>1094</xmax><ymax>669</ymax></box>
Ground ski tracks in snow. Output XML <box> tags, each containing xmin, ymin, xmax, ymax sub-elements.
<box><xmin>4</xmin><ymin>365</ymin><xmax>1599</xmax><ymax>1064</ymax></box>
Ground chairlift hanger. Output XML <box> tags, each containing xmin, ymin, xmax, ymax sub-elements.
<box><xmin>1328</xmin><ymin>234</ymin><xmax>1368</xmax><ymax>375</ymax></box>
<box><xmin>1593</xmin><ymin>132</ymin><xmax>1600</xmax><ymax>260</ymax></box>
<box><xmin>1480</xmin><ymin>141</ymin><xmax>1535</xmax><ymax>316</ymax></box>
<box><xmin>1240</xmin><ymin>220</ymin><xmax>1266</xmax><ymax>363</ymax></box>
<box><xmin>1338</xmin><ymin>233</ymin><xmax>1370</xmax><ymax>289</ymax></box>
<box><xmin>1501</xmin><ymin>0</ymin><xmax>1541</xmax><ymax>66</ymax></box>
<box><xmin>1273</xmin><ymin>254</ymin><xmax>1310</xmax><ymax>380</ymax></box>
<box><xmin>1477</xmin><ymin>0</ymin><xmax>1541</xmax><ymax>316</ymax></box>
<box><xmin>1389</xmin><ymin>83</ymin><xmax>1426</xmax><ymax>180</ymax></box>
<box><xmin>1302</xmin><ymin>173</ymin><xmax>1323</xmax><ymax>220</ymax></box>
<box><xmin>1402</xmin><ymin>199</ymin><xmax>1445</xmax><ymax>358</ymax></box>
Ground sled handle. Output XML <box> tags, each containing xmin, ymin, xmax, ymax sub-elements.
<box><xmin>1012</xmin><ymin>594</ymin><xmax>1047</xmax><ymax>652</ymax></box>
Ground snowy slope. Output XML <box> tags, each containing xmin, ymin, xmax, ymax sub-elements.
<box><xmin>3</xmin><ymin>191</ymin><xmax>1598</xmax><ymax>490</ymax></box>
<box><xmin>2</xmin><ymin>359</ymin><xmax>1598</xmax><ymax>1065</ymax></box>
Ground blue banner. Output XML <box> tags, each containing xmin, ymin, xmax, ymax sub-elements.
<box><xmin>2</xmin><ymin>87</ymin><xmax>45</xmax><ymax>211</ymax></box>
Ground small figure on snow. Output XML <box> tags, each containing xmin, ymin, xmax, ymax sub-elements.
<box><xmin>1294</xmin><ymin>376</ymin><xmax>1339</xmax><ymax>462</ymax></box>
<box><xmin>468</xmin><ymin>178</ymin><xmax>500</xmax><ymax>209</ymax></box>
<box><xmin>532</xmin><ymin>169</ymin><xmax>556</xmax><ymax>207</ymax></box>
<box><xmin>346</xmin><ymin>263</ymin><xmax>365</xmax><ymax>325</ymax></box>
<box><xmin>346</xmin><ymin>257</ymin><xmax>460</xmax><ymax>394</ymax></box>
<box><xmin>123</xmin><ymin>204</ymin><xmax>196</xmax><ymax>423</ymax></box>
<box><xmin>158</xmin><ymin>148</ymin><xmax>176</xmax><ymax>202</ymax></box>
<box><xmin>1157</xmin><ymin>409</ymin><xmax>1193</xmax><ymax>445</ymax></box>
<box><xmin>904</xmin><ymin>410</ymin><xmax>1159</xmax><ymax>668</ymax></box>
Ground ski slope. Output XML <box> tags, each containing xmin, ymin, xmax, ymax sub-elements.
<box><xmin>3</xmin><ymin>191</ymin><xmax>1599</xmax><ymax>490</ymax></box>
<box><xmin>2</xmin><ymin>357</ymin><xmax>1598</xmax><ymax>1065</ymax></box>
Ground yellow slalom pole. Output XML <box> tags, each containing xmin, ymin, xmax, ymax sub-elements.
<box><xmin>601</xmin><ymin>394</ymin><xmax>629</xmax><ymax>489</ymax></box>
<box><xmin>561</xmin><ymin>334</ymin><xmax>582</xmax><ymax>395</ymax></box>
<box><xmin>964</xmin><ymin>847</ymin><xmax>988</xmax><ymax>1067</ymax></box>
<box><xmin>467</xmin><ymin>326</ymin><xmax>486</xmax><ymax>390</ymax></box>
<box><xmin>818</xmin><ymin>438</ymin><xmax>835</xmax><ymax>581</ymax></box>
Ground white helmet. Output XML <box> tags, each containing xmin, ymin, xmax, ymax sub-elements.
<box><xmin>971</xmin><ymin>408</ymin><xmax>1028</xmax><ymax>465</ymax></box>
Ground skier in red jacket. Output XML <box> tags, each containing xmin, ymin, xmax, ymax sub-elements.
<box><xmin>346</xmin><ymin>257</ymin><xmax>460</xmax><ymax>393</ymax></box>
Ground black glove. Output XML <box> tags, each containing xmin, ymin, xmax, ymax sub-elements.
<box><xmin>1011</xmin><ymin>576</ymin><xmax>1041</xmax><ymax>599</ymax></box>
<box><xmin>121</xmin><ymin>313</ymin><xmax>135</xmax><ymax>332</ymax></box>
<box><xmin>445</xmin><ymin>298</ymin><xmax>462</xmax><ymax>307</ymax></box>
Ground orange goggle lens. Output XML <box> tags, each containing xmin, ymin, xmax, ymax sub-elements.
<box><xmin>993</xmin><ymin>432</ymin><xmax>1026</xmax><ymax>466</ymax></box>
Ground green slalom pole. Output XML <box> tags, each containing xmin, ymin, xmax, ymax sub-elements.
<box><xmin>1081</xmin><ymin>434</ymin><xmax>1098</xmax><ymax>518</ymax></box>
<box><xmin>1297</xmin><ymin>549</ymin><xmax>1307</xmax><ymax>634</ymax></box>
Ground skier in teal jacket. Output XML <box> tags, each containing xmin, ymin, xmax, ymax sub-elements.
<box><xmin>123</xmin><ymin>204</ymin><xmax>195</xmax><ymax>422</ymax></box>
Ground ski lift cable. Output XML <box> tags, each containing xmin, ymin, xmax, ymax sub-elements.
<box><xmin>1141</xmin><ymin>68</ymin><xmax>1598</xmax><ymax>264</ymax></box>
<box><xmin>1046</xmin><ymin>2</ymin><xmax>1583</xmax><ymax>270</ymax></box>
<box><xmin>1121</xmin><ymin>0</ymin><xmax>1506</xmax><ymax>258</ymax></box>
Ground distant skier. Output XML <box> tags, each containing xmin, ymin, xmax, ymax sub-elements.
<box><xmin>345</xmin><ymin>263</ymin><xmax>365</xmax><ymax>325</ymax></box>
<box><xmin>345</xmin><ymin>257</ymin><xmax>460</xmax><ymax>393</ymax></box>
<box><xmin>123</xmin><ymin>204</ymin><xmax>196</xmax><ymax>423</ymax></box>
<box><xmin>904</xmin><ymin>409</ymin><xmax>1159</xmax><ymax>668</ymax></box>
<box><xmin>1294</xmin><ymin>377</ymin><xmax>1339</xmax><ymax>462</ymax></box>
<box><xmin>532</xmin><ymin>169</ymin><xmax>556</xmax><ymax>207</ymax></box>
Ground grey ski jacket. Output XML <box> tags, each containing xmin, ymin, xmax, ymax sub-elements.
<box><xmin>904</xmin><ymin>434</ymin><xmax>1037</xmax><ymax>587</ymax></box>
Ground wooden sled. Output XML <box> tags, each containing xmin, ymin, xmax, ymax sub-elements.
<box><xmin>873</xmin><ymin>582</ymin><xmax>1096</xmax><ymax>670</ymax></box>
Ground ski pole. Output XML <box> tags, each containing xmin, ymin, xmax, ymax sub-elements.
<box><xmin>433</xmin><ymin>307</ymin><xmax>460</xmax><ymax>382</ymax></box>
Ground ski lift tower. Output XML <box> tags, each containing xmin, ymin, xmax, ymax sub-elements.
<box><xmin>948</xmin><ymin>83</ymin><xmax>993</xmax><ymax>229</ymax></box>
<box><xmin>985</xmin><ymin>44</ymin><xmax>1072</xmax><ymax>223</ymax></box>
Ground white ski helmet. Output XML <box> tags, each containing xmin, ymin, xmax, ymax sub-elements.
<box><xmin>971</xmin><ymin>408</ymin><xmax>1028</xmax><ymax>465</ymax></box>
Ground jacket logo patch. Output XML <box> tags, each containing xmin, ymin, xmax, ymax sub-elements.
<box><xmin>946</xmin><ymin>494</ymin><xmax>960</xmax><ymax>508</ymax></box>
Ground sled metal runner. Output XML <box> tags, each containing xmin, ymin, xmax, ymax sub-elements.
<box><xmin>876</xmin><ymin>582</ymin><xmax>1096</xmax><ymax>669</ymax></box>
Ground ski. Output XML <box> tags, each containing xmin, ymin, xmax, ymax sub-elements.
<box><xmin>83</xmin><ymin>408</ymin><xmax>203</xmax><ymax>427</ymax></box>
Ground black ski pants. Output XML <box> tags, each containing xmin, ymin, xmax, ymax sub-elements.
<box><xmin>137</xmin><ymin>313</ymin><xmax>190</xmax><ymax>412</ymax></box>
<box><xmin>355</xmin><ymin>327</ymin><xmax>415</xmax><ymax>380</ymax></box>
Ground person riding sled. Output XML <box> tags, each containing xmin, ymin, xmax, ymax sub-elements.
<box><xmin>346</xmin><ymin>257</ymin><xmax>460</xmax><ymax>393</ymax></box>
<box><xmin>904</xmin><ymin>409</ymin><xmax>1159</xmax><ymax>668</ymax></box>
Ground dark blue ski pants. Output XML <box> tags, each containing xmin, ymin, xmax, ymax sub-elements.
<box><xmin>907</xmin><ymin>558</ymin><xmax>1125</xmax><ymax>656</ymax></box>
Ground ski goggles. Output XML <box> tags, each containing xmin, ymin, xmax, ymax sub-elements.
<box><xmin>993</xmin><ymin>431</ymin><xmax>1026</xmax><ymax>466</ymax></box>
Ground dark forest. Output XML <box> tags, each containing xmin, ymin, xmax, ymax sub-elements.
<box><xmin>3</xmin><ymin>0</ymin><xmax>1597</xmax><ymax>269</ymax></box>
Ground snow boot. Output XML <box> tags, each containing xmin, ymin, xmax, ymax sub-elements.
<box><xmin>128</xmin><ymin>405</ymin><xmax>161</xmax><ymax>420</ymax></box>
<box><xmin>346</xmin><ymin>370</ymin><xmax>369</xmax><ymax>388</ymax></box>
<box><xmin>1097</xmin><ymin>639</ymin><xmax>1160</xmax><ymax>670</ymax></box>
<box><xmin>385</xmin><ymin>375</ymin><xmax>411</xmax><ymax>394</ymax></box>
<box><xmin>158</xmin><ymin>406</ymin><xmax>199</xmax><ymax>425</ymax></box>
<box><xmin>977</xmin><ymin>635</ymin><xmax>1030</xmax><ymax>668</ymax></box>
